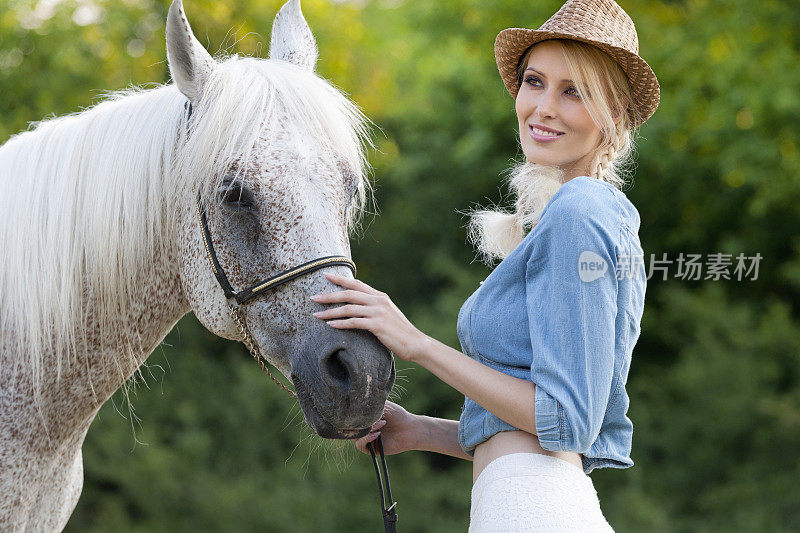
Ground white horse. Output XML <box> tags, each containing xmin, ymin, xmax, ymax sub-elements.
<box><xmin>0</xmin><ymin>0</ymin><xmax>395</xmax><ymax>529</ymax></box>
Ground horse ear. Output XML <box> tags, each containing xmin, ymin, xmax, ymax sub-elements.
<box><xmin>269</xmin><ymin>0</ymin><xmax>318</xmax><ymax>72</ymax></box>
<box><xmin>166</xmin><ymin>0</ymin><xmax>216</xmax><ymax>102</ymax></box>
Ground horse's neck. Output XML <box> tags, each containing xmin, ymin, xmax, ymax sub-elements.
<box><xmin>42</xmin><ymin>243</ymin><xmax>190</xmax><ymax>430</ymax></box>
<box><xmin>0</xmin><ymin>241</ymin><xmax>191</xmax><ymax>530</ymax></box>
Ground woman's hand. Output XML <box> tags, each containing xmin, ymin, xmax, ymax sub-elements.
<box><xmin>353</xmin><ymin>401</ymin><xmax>420</xmax><ymax>456</ymax></box>
<box><xmin>310</xmin><ymin>272</ymin><xmax>429</xmax><ymax>362</ymax></box>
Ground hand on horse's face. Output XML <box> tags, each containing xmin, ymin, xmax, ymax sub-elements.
<box><xmin>310</xmin><ymin>273</ymin><xmax>428</xmax><ymax>363</ymax></box>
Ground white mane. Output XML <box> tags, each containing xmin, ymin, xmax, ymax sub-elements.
<box><xmin>0</xmin><ymin>53</ymin><xmax>373</xmax><ymax>398</ymax></box>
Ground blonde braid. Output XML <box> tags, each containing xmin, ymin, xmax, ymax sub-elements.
<box><xmin>591</xmin><ymin>126</ymin><xmax>624</xmax><ymax>181</ymax></box>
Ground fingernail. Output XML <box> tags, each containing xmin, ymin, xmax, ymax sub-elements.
<box><xmin>376</xmin><ymin>420</ymin><xmax>387</xmax><ymax>428</ymax></box>
<box><xmin>310</xmin><ymin>295</ymin><xmax>320</xmax><ymax>301</ymax></box>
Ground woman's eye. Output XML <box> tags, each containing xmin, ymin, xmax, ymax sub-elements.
<box><xmin>525</xmin><ymin>75</ymin><xmax>542</xmax><ymax>86</ymax></box>
<box><xmin>525</xmin><ymin>76</ymin><xmax>581</xmax><ymax>99</ymax></box>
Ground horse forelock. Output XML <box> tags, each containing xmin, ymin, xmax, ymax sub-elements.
<box><xmin>183</xmin><ymin>55</ymin><xmax>374</xmax><ymax>229</ymax></box>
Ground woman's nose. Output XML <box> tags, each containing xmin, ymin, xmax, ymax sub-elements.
<box><xmin>536</xmin><ymin>89</ymin><xmax>558</xmax><ymax>120</ymax></box>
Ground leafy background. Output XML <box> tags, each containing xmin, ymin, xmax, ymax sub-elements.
<box><xmin>1</xmin><ymin>0</ymin><xmax>799</xmax><ymax>530</ymax></box>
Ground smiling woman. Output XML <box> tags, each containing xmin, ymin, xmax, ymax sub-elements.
<box><xmin>317</xmin><ymin>0</ymin><xmax>658</xmax><ymax>530</ymax></box>
<box><xmin>467</xmin><ymin>35</ymin><xmax>647</xmax><ymax>264</ymax></box>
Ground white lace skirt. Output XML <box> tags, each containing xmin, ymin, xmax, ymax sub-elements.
<box><xmin>469</xmin><ymin>452</ymin><xmax>615</xmax><ymax>532</ymax></box>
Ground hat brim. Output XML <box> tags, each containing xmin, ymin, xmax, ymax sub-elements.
<box><xmin>495</xmin><ymin>28</ymin><xmax>660</xmax><ymax>128</ymax></box>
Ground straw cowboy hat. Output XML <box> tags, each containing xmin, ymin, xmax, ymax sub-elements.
<box><xmin>494</xmin><ymin>0</ymin><xmax>660</xmax><ymax>128</ymax></box>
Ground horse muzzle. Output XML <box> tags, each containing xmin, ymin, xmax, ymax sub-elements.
<box><xmin>290</xmin><ymin>324</ymin><xmax>395</xmax><ymax>439</ymax></box>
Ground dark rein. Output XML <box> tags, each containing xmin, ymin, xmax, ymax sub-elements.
<box><xmin>184</xmin><ymin>102</ymin><xmax>398</xmax><ymax>531</ymax></box>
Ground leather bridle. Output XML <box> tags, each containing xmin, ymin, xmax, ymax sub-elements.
<box><xmin>185</xmin><ymin>102</ymin><xmax>398</xmax><ymax>531</ymax></box>
<box><xmin>197</xmin><ymin>190</ymin><xmax>357</xmax><ymax>306</ymax></box>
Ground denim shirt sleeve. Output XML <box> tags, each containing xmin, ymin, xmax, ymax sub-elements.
<box><xmin>525</xmin><ymin>184</ymin><xmax>619</xmax><ymax>453</ymax></box>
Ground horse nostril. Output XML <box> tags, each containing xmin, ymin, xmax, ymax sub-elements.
<box><xmin>322</xmin><ymin>348</ymin><xmax>352</xmax><ymax>393</ymax></box>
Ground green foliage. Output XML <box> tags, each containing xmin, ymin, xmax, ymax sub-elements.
<box><xmin>2</xmin><ymin>0</ymin><xmax>799</xmax><ymax>531</ymax></box>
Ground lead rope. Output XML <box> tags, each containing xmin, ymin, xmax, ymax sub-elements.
<box><xmin>228</xmin><ymin>303</ymin><xmax>297</xmax><ymax>398</ymax></box>
<box><xmin>367</xmin><ymin>437</ymin><xmax>399</xmax><ymax>532</ymax></box>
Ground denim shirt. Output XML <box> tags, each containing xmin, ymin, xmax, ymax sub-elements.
<box><xmin>457</xmin><ymin>175</ymin><xmax>646</xmax><ymax>475</ymax></box>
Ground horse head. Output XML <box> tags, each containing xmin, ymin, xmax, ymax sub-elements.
<box><xmin>168</xmin><ymin>0</ymin><xmax>395</xmax><ymax>439</ymax></box>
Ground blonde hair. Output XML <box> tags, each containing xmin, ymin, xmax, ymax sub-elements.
<box><xmin>468</xmin><ymin>38</ymin><xmax>640</xmax><ymax>264</ymax></box>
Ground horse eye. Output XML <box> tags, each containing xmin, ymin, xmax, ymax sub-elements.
<box><xmin>342</xmin><ymin>170</ymin><xmax>359</xmax><ymax>203</ymax></box>
<box><xmin>334</xmin><ymin>157</ymin><xmax>359</xmax><ymax>204</ymax></box>
<box><xmin>346</xmin><ymin>179</ymin><xmax>358</xmax><ymax>203</ymax></box>
<box><xmin>217</xmin><ymin>181</ymin><xmax>255</xmax><ymax>211</ymax></box>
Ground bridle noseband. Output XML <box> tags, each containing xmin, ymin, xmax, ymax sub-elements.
<box><xmin>196</xmin><ymin>193</ymin><xmax>358</xmax><ymax>306</ymax></box>
<box><xmin>185</xmin><ymin>102</ymin><xmax>398</xmax><ymax>531</ymax></box>
<box><xmin>193</xmin><ymin>188</ymin><xmax>357</xmax><ymax>397</ymax></box>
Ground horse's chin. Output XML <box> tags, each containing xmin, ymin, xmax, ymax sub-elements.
<box><xmin>292</xmin><ymin>378</ymin><xmax>373</xmax><ymax>439</ymax></box>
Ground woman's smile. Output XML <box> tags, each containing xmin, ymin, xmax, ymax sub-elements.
<box><xmin>529</xmin><ymin>124</ymin><xmax>565</xmax><ymax>142</ymax></box>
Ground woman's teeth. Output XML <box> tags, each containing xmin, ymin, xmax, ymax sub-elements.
<box><xmin>532</xmin><ymin>127</ymin><xmax>562</xmax><ymax>137</ymax></box>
